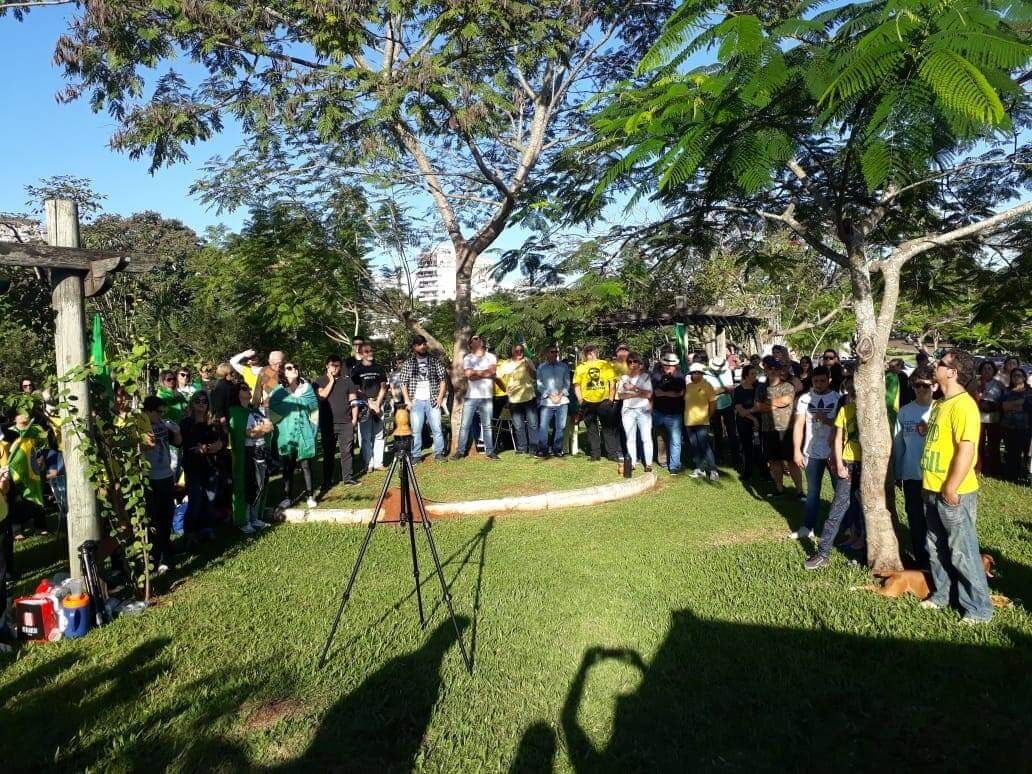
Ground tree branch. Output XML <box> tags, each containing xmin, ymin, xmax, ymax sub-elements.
<box><xmin>776</xmin><ymin>302</ymin><xmax>849</xmax><ymax>336</ymax></box>
<box><xmin>878</xmin><ymin>156</ymin><xmax>1031</xmax><ymax>206</ymax></box>
<box><xmin>889</xmin><ymin>199</ymin><xmax>1032</xmax><ymax>264</ymax></box>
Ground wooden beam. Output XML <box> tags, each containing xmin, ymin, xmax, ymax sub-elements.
<box><xmin>0</xmin><ymin>241</ymin><xmax>157</xmax><ymax>273</ymax></box>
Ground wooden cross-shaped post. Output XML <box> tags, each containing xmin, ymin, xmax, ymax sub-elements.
<box><xmin>0</xmin><ymin>199</ymin><xmax>155</xmax><ymax>577</ymax></box>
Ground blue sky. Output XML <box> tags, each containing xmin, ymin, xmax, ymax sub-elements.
<box><xmin>0</xmin><ymin>8</ymin><xmax>248</xmax><ymax>232</ymax></box>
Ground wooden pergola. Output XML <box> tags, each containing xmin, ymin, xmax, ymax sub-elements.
<box><xmin>0</xmin><ymin>200</ymin><xmax>155</xmax><ymax>576</ymax></box>
<box><xmin>591</xmin><ymin>301</ymin><xmax>774</xmax><ymax>358</ymax></box>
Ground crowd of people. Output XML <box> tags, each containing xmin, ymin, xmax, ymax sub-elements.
<box><xmin>2</xmin><ymin>331</ymin><xmax>1029</xmax><ymax>627</ymax></box>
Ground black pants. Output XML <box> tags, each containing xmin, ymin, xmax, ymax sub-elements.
<box><xmin>710</xmin><ymin>405</ymin><xmax>740</xmax><ymax>465</ymax></box>
<box><xmin>321</xmin><ymin>423</ymin><xmax>355</xmax><ymax>487</ymax></box>
<box><xmin>901</xmin><ymin>479</ymin><xmax>932</xmax><ymax>567</ymax></box>
<box><xmin>736</xmin><ymin>419</ymin><xmax>758</xmax><ymax>479</ymax></box>
<box><xmin>146</xmin><ymin>476</ymin><xmax>176</xmax><ymax>568</ymax></box>
<box><xmin>582</xmin><ymin>400</ymin><xmax>621</xmax><ymax>460</ymax></box>
<box><xmin>1003</xmin><ymin>427</ymin><xmax>1031</xmax><ymax>482</ymax></box>
<box><xmin>283</xmin><ymin>454</ymin><xmax>314</xmax><ymax>502</ymax></box>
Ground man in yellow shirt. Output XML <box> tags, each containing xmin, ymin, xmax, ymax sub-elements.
<box><xmin>920</xmin><ymin>350</ymin><xmax>992</xmax><ymax>622</ymax></box>
<box><xmin>573</xmin><ymin>345</ymin><xmax>619</xmax><ymax>461</ymax></box>
<box><xmin>684</xmin><ymin>363</ymin><xmax>718</xmax><ymax>480</ymax></box>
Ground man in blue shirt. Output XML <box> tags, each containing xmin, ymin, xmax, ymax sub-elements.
<box><xmin>536</xmin><ymin>345</ymin><xmax>571</xmax><ymax>457</ymax></box>
<box><xmin>892</xmin><ymin>365</ymin><xmax>936</xmax><ymax>568</ymax></box>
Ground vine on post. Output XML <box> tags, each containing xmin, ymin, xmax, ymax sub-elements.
<box><xmin>59</xmin><ymin>341</ymin><xmax>154</xmax><ymax>602</ymax></box>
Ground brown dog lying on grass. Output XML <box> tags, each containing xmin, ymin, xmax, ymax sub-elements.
<box><xmin>866</xmin><ymin>554</ymin><xmax>1012</xmax><ymax>608</ymax></box>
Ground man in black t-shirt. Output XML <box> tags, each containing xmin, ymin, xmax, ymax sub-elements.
<box><xmin>314</xmin><ymin>355</ymin><xmax>358</xmax><ymax>491</ymax></box>
<box><xmin>651</xmin><ymin>353</ymin><xmax>686</xmax><ymax>473</ymax></box>
<box><xmin>350</xmin><ymin>342</ymin><xmax>388</xmax><ymax>473</ymax></box>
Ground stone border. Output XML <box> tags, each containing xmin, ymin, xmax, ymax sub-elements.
<box><xmin>283</xmin><ymin>471</ymin><xmax>658</xmax><ymax>525</ymax></box>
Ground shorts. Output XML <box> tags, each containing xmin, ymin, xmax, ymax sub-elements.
<box><xmin>762</xmin><ymin>430</ymin><xmax>793</xmax><ymax>462</ymax></box>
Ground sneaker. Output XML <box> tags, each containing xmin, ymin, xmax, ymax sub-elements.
<box><xmin>804</xmin><ymin>554</ymin><xmax>829</xmax><ymax>570</ymax></box>
<box><xmin>486</xmin><ymin>453</ymin><xmax>501</xmax><ymax>461</ymax></box>
<box><xmin>434</xmin><ymin>454</ymin><xmax>449</xmax><ymax>462</ymax></box>
<box><xmin>450</xmin><ymin>453</ymin><xmax>465</xmax><ymax>461</ymax></box>
<box><xmin>554</xmin><ymin>450</ymin><xmax>566</xmax><ymax>457</ymax></box>
<box><xmin>796</xmin><ymin>491</ymin><xmax>806</xmax><ymax>502</ymax></box>
<box><xmin>306</xmin><ymin>497</ymin><xmax>318</xmax><ymax>510</ymax></box>
<box><xmin>156</xmin><ymin>563</ymin><xmax>170</xmax><ymax>576</ymax></box>
<box><xmin>919</xmin><ymin>599</ymin><xmax>945</xmax><ymax>610</ymax></box>
<box><xmin>342</xmin><ymin>480</ymin><xmax>359</xmax><ymax>487</ymax></box>
<box><xmin>788</xmin><ymin>527</ymin><xmax>815</xmax><ymax>540</ymax></box>
<box><xmin>239</xmin><ymin>524</ymin><xmax>257</xmax><ymax>535</ymax></box>
<box><xmin>689</xmin><ymin>469</ymin><xmax>703</xmax><ymax>479</ymax></box>
<box><xmin>644</xmin><ymin>465</ymin><xmax>653</xmax><ymax>473</ymax></box>
<box><xmin>251</xmin><ymin>518</ymin><xmax>271</xmax><ymax>529</ymax></box>
<box><xmin>277</xmin><ymin>498</ymin><xmax>292</xmax><ymax>510</ymax></box>
<box><xmin>960</xmin><ymin>615</ymin><xmax>991</xmax><ymax>625</ymax></box>
<box><xmin>535</xmin><ymin>451</ymin><xmax>549</xmax><ymax>458</ymax></box>
<box><xmin>708</xmin><ymin>470</ymin><xmax>720</xmax><ymax>482</ymax></box>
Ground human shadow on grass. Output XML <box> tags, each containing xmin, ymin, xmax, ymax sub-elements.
<box><xmin>547</xmin><ymin>609</ymin><xmax>1032</xmax><ymax>772</ymax></box>
<box><xmin>285</xmin><ymin>616</ymin><xmax>470</xmax><ymax>772</ymax></box>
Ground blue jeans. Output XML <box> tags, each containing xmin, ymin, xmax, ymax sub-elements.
<box><xmin>685</xmin><ymin>425</ymin><xmax>715</xmax><ymax>472</ymax></box>
<box><xmin>924</xmin><ymin>491</ymin><xmax>992</xmax><ymax>620</ymax></box>
<box><xmin>653</xmin><ymin>411</ymin><xmax>683</xmax><ymax>473</ymax></box>
<box><xmin>538</xmin><ymin>403</ymin><xmax>568</xmax><ymax>454</ymax></box>
<box><xmin>902</xmin><ymin>480</ymin><xmax>932</xmax><ymax>567</ymax></box>
<box><xmin>410</xmin><ymin>399</ymin><xmax>445</xmax><ymax>459</ymax></box>
<box><xmin>458</xmin><ymin>397</ymin><xmax>494</xmax><ymax>456</ymax></box>
<box><xmin>358</xmin><ymin>412</ymin><xmax>385</xmax><ymax>470</ymax></box>
<box><xmin>803</xmin><ymin>456</ymin><xmax>834</xmax><ymax>530</ymax></box>
<box><xmin>508</xmin><ymin>399</ymin><xmax>539</xmax><ymax>453</ymax></box>
<box><xmin>816</xmin><ymin>461</ymin><xmax>861</xmax><ymax>558</ymax></box>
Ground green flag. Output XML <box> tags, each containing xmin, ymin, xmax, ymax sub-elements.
<box><xmin>90</xmin><ymin>313</ymin><xmax>113</xmax><ymax>403</ymax></box>
<box><xmin>674</xmin><ymin>322</ymin><xmax>689</xmax><ymax>375</ymax></box>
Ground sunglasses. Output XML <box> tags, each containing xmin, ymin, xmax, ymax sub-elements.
<box><xmin>285</xmin><ymin>365</ymin><xmax>297</xmax><ymax>371</ymax></box>
<box><xmin>179</xmin><ymin>371</ymin><xmax>190</xmax><ymax>376</ymax></box>
<box><xmin>163</xmin><ymin>376</ymin><xmax>175</xmax><ymax>382</ymax></box>
<box><xmin>914</xmin><ymin>382</ymin><xmax>933</xmax><ymax>389</ymax></box>
<box><xmin>822</xmin><ymin>355</ymin><xmax>837</xmax><ymax>361</ymax></box>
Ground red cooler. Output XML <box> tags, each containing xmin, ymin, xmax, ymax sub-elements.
<box><xmin>15</xmin><ymin>596</ymin><xmax>59</xmax><ymax>641</ymax></box>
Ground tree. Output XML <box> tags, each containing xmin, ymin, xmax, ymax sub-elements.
<box><xmin>587</xmin><ymin>0</ymin><xmax>1032</xmax><ymax>572</ymax></box>
<box><xmin>16</xmin><ymin>0</ymin><xmax>673</xmax><ymax>448</ymax></box>
<box><xmin>189</xmin><ymin>201</ymin><xmax>369</xmax><ymax>369</ymax></box>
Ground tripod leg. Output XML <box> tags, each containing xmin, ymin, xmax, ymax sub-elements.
<box><xmin>409</xmin><ymin>463</ymin><xmax>474</xmax><ymax>674</ymax></box>
<box><xmin>317</xmin><ymin>454</ymin><xmax>400</xmax><ymax>668</ymax></box>
<box><xmin>400</xmin><ymin>456</ymin><xmax>427</xmax><ymax>628</ymax></box>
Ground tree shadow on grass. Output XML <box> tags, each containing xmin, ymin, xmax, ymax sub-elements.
<box><xmin>549</xmin><ymin>609</ymin><xmax>1032</xmax><ymax>771</ymax></box>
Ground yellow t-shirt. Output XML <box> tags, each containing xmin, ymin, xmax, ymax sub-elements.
<box><xmin>573</xmin><ymin>360</ymin><xmax>615</xmax><ymax>404</ymax></box>
<box><xmin>497</xmin><ymin>358</ymin><xmax>536</xmax><ymax>404</ymax></box>
<box><xmin>835</xmin><ymin>403</ymin><xmax>862</xmax><ymax>462</ymax></box>
<box><xmin>493</xmin><ymin>358</ymin><xmax>508</xmax><ymax>398</ymax></box>
<box><xmin>683</xmin><ymin>380</ymin><xmax>716</xmax><ymax>426</ymax></box>
<box><xmin>921</xmin><ymin>392</ymin><xmax>980</xmax><ymax>494</ymax></box>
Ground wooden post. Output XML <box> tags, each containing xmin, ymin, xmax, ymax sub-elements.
<box><xmin>46</xmin><ymin>199</ymin><xmax>100</xmax><ymax>577</ymax></box>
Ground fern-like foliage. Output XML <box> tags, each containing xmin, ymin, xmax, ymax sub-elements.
<box><xmin>591</xmin><ymin>0</ymin><xmax>1031</xmax><ymax>201</ymax></box>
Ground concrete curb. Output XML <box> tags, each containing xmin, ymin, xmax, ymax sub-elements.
<box><xmin>283</xmin><ymin>471</ymin><xmax>658</xmax><ymax>525</ymax></box>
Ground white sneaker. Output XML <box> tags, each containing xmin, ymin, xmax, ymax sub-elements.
<box><xmin>306</xmin><ymin>497</ymin><xmax>318</xmax><ymax>510</ymax></box>
<box><xmin>919</xmin><ymin>599</ymin><xmax>945</xmax><ymax>610</ymax></box>
<box><xmin>689</xmin><ymin>469</ymin><xmax>703</xmax><ymax>479</ymax></box>
<box><xmin>788</xmin><ymin>527</ymin><xmax>815</xmax><ymax>540</ymax></box>
<box><xmin>277</xmin><ymin>498</ymin><xmax>292</xmax><ymax>510</ymax></box>
<box><xmin>239</xmin><ymin>524</ymin><xmax>256</xmax><ymax>535</ymax></box>
<box><xmin>157</xmin><ymin>563</ymin><xmax>169</xmax><ymax>576</ymax></box>
<box><xmin>251</xmin><ymin>518</ymin><xmax>271</xmax><ymax>529</ymax></box>
<box><xmin>708</xmin><ymin>470</ymin><xmax>720</xmax><ymax>482</ymax></box>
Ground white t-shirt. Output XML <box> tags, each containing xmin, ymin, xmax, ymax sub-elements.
<box><xmin>413</xmin><ymin>356</ymin><xmax>432</xmax><ymax>401</ymax></box>
<box><xmin>463</xmin><ymin>351</ymin><xmax>497</xmax><ymax>399</ymax></box>
<box><xmin>794</xmin><ymin>389</ymin><xmax>841</xmax><ymax>460</ymax></box>
<box><xmin>617</xmin><ymin>373</ymin><xmax>652</xmax><ymax>410</ymax></box>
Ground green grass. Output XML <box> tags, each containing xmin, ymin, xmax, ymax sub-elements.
<box><xmin>2</xmin><ymin>468</ymin><xmax>1030</xmax><ymax>772</ymax></box>
<box><xmin>319</xmin><ymin>452</ymin><xmax>635</xmax><ymax>507</ymax></box>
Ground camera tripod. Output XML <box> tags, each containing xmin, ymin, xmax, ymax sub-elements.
<box><xmin>318</xmin><ymin>435</ymin><xmax>473</xmax><ymax>673</ymax></box>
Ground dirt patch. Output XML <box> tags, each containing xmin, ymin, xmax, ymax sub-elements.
<box><xmin>241</xmin><ymin>697</ymin><xmax>307</xmax><ymax>732</ymax></box>
<box><xmin>707</xmin><ymin>527</ymin><xmax>780</xmax><ymax>546</ymax></box>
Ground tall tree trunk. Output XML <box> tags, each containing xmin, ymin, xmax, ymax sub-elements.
<box><xmin>449</xmin><ymin>247</ymin><xmax>476</xmax><ymax>453</ymax></box>
<box><xmin>847</xmin><ymin>250</ymin><xmax>904</xmax><ymax>574</ymax></box>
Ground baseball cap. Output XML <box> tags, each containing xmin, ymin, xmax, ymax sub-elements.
<box><xmin>660</xmin><ymin>353</ymin><xmax>680</xmax><ymax>366</ymax></box>
<box><xmin>688</xmin><ymin>363</ymin><xmax>705</xmax><ymax>374</ymax></box>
